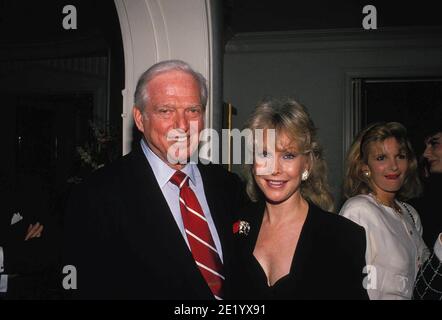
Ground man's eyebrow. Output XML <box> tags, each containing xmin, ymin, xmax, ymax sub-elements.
<box><xmin>154</xmin><ymin>104</ymin><xmax>175</xmax><ymax>109</ymax></box>
<box><xmin>427</xmin><ymin>136</ymin><xmax>440</xmax><ymax>144</ymax></box>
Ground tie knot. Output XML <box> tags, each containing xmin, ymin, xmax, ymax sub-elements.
<box><xmin>170</xmin><ymin>170</ymin><xmax>188</xmax><ymax>188</ymax></box>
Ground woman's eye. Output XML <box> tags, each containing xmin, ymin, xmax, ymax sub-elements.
<box><xmin>376</xmin><ymin>155</ymin><xmax>385</xmax><ymax>161</ymax></box>
<box><xmin>398</xmin><ymin>154</ymin><xmax>407</xmax><ymax>160</ymax></box>
<box><xmin>283</xmin><ymin>153</ymin><xmax>296</xmax><ymax>160</ymax></box>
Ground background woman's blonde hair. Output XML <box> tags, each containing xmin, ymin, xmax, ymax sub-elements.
<box><xmin>343</xmin><ymin>122</ymin><xmax>422</xmax><ymax>201</ymax></box>
<box><xmin>243</xmin><ymin>97</ymin><xmax>335</xmax><ymax>212</ymax></box>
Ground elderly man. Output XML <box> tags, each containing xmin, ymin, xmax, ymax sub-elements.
<box><xmin>63</xmin><ymin>60</ymin><xmax>245</xmax><ymax>299</ymax></box>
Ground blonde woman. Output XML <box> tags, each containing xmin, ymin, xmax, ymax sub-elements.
<box><xmin>340</xmin><ymin>122</ymin><xmax>429</xmax><ymax>300</ymax></box>
<box><xmin>228</xmin><ymin>98</ymin><xmax>368</xmax><ymax>299</ymax></box>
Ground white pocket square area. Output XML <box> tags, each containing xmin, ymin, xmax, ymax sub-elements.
<box><xmin>11</xmin><ymin>212</ymin><xmax>23</xmax><ymax>225</ymax></box>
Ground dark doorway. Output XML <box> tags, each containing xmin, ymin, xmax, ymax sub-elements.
<box><xmin>361</xmin><ymin>78</ymin><xmax>442</xmax><ymax>155</ymax></box>
<box><xmin>0</xmin><ymin>0</ymin><xmax>124</xmax><ymax>216</ymax></box>
<box><xmin>14</xmin><ymin>93</ymin><xmax>94</xmax><ymax>193</ymax></box>
<box><xmin>0</xmin><ymin>2</ymin><xmax>124</xmax><ymax>297</ymax></box>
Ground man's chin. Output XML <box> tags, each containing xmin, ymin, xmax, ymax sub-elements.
<box><xmin>166</xmin><ymin>150</ymin><xmax>196</xmax><ymax>166</ymax></box>
<box><xmin>167</xmin><ymin>142</ymin><xmax>199</xmax><ymax>162</ymax></box>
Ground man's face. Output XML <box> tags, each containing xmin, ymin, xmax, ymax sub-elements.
<box><xmin>423</xmin><ymin>132</ymin><xmax>442</xmax><ymax>174</ymax></box>
<box><xmin>133</xmin><ymin>70</ymin><xmax>204</xmax><ymax>169</ymax></box>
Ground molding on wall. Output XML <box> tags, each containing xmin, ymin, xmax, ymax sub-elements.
<box><xmin>226</xmin><ymin>27</ymin><xmax>442</xmax><ymax>53</ymax></box>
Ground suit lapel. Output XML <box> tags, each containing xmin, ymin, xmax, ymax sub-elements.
<box><xmin>120</xmin><ymin>147</ymin><xmax>212</xmax><ymax>297</ymax></box>
<box><xmin>197</xmin><ymin>164</ymin><xmax>233</xmax><ymax>266</ymax></box>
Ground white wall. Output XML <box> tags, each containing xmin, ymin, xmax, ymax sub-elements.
<box><xmin>114</xmin><ymin>0</ymin><xmax>215</xmax><ymax>155</ymax></box>
<box><xmin>224</xmin><ymin>27</ymin><xmax>442</xmax><ymax>201</ymax></box>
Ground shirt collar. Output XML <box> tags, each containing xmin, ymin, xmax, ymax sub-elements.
<box><xmin>140</xmin><ymin>139</ymin><xmax>197</xmax><ymax>188</ymax></box>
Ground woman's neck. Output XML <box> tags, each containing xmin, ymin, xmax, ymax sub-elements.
<box><xmin>371</xmin><ymin>191</ymin><xmax>398</xmax><ymax>210</ymax></box>
<box><xmin>264</xmin><ymin>193</ymin><xmax>308</xmax><ymax>226</ymax></box>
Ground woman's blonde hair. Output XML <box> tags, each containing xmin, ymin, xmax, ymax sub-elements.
<box><xmin>343</xmin><ymin>122</ymin><xmax>422</xmax><ymax>201</ymax></box>
<box><xmin>243</xmin><ymin>97</ymin><xmax>334</xmax><ymax>212</ymax></box>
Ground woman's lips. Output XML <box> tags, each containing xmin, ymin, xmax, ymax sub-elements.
<box><xmin>385</xmin><ymin>174</ymin><xmax>400</xmax><ymax>180</ymax></box>
<box><xmin>265</xmin><ymin>180</ymin><xmax>287</xmax><ymax>188</ymax></box>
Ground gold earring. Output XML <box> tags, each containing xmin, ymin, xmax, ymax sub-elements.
<box><xmin>364</xmin><ymin>171</ymin><xmax>371</xmax><ymax>178</ymax></box>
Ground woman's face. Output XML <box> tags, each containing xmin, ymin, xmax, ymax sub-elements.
<box><xmin>423</xmin><ymin>132</ymin><xmax>442</xmax><ymax>174</ymax></box>
<box><xmin>253</xmin><ymin>131</ymin><xmax>309</xmax><ymax>205</ymax></box>
<box><xmin>363</xmin><ymin>137</ymin><xmax>409</xmax><ymax>200</ymax></box>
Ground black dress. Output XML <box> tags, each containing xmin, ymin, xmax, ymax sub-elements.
<box><xmin>227</xmin><ymin>200</ymin><xmax>369</xmax><ymax>300</ymax></box>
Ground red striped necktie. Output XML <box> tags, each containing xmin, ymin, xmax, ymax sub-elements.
<box><xmin>170</xmin><ymin>170</ymin><xmax>224</xmax><ymax>300</ymax></box>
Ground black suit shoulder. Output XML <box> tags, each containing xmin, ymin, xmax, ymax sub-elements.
<box><xmin>309</xmin><ymin>205</ymin><xmax>366</xmax><ymax>246</ymax></box>
<box><xmin>197</xmin><ymin>162</ymin><xmax>243</xmax><ymax>185</ymax></box>
<box><xmin>306</xmin><ymin>205</ymin><xmax>368</xmax><ymax>299</ymax></box>
<box><xmin>308</xmin><ymin>206</ymin><xmax>367</xmax><ymax>266</ymax></box>
<box><xmin>75</xmin><ymin>153</ymin><xmax>131</xmax><ymax>192</ymax></box>
<box><xmin>65</xmin><ymin>149</ymin><xmax>147</xmax><ymax>219</ymax></box>
<box><xmin>197</xmin><ymin>163</ymin><xmax>248</xmax><ymax>214</ymax></box>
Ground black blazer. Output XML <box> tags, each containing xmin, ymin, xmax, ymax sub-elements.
<box><xmin>227</xmin><ymin>201</ymin><xmax>369</xmax><ymax>300</ymax></box>
<box><xmin>63</xmin><ymin>143</ymin><xmax>245</xmax><ymax>299</ymax></box>
<box><xmin>0</xmin><ymin>174</ymin><xmax>58</xmax><ymax>299</ymax></box>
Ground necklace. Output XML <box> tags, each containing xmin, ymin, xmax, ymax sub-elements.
<box><xmin>370</xmin><ymin>194</ymin><xmax>417</xmax><ymax>229</ymax></box>
<box><xmin>371</xmin><ymin>194</ymin><xmax>403</xmax><ymax>215</ymax></box>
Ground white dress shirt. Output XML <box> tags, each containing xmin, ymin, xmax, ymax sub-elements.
<box><xmin>140</xmin><ymin>140</ymin><xmax>223</xmax><ymax>262</ymax></box>
<box><xmin>340</xmin><ymin>194</ymin><xmax>430</xmax><ymax>300</ymax></box>
<box><xmin>435</xmin><ymin>235</ymin><xmax>442</xmax><ymax>261</ymax></box>
<box><xmin>0</xmin><ymin>246</ymin><xmax>7</xmax><ymax>292</ymax></box>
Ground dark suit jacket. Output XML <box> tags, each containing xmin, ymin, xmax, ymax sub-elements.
<box><xmin>63</xmin><ymin>143</ymin><xmax>245</xmax><ymax>299</ymax></box>
<box><xmin>227</xmin><ymin>200</ymin><xmax>369</xmax><ymax>300</ymax></box>
<box><xmin>410</xmin><ymin>175</ymin><xmax>442</xmax><ymax>250</ymax></box>
<box><xmin>0</xmin><ymin>174</ymin><xmax>58</xmax><ymax>299</ymax></box>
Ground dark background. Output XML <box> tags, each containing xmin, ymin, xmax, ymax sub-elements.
<box><xmin>1</xmin><ymin>0</ymin><xmax>441</xmax><ymax>210</ymax></box>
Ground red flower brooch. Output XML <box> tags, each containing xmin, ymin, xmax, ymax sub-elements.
<box><xmin>233</xmin><ymin>220</ymin><xmax>250</xmax><ymax>236</ymax></box>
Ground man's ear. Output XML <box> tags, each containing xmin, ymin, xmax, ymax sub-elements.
<box><xmin>133</xmin><ymin>107</ymin><xmax>145</xmax><ymax>133</ymax></box>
